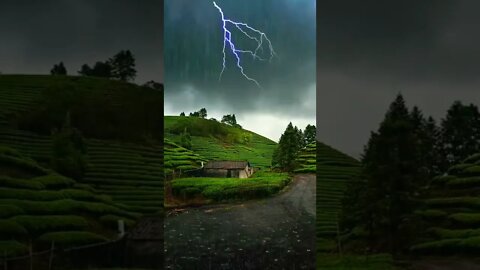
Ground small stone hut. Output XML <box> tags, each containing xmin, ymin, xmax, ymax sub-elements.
<box><xmin>203</xmin><ymin>160</ymin><xmax>253</xmax><ymax>178</ymax></box>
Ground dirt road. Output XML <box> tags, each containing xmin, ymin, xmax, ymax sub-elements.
<box><xmin>164</xmin><ymin>174</ymin><xmax>316</xmax><ymax>270</ymax></box>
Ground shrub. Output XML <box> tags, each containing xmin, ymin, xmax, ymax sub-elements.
<box><xmin>51</xmin><ymin>126</ymin><xmax>87</xmax><ymax>180</ymax></box>
<box><xmin>0</xmin><ymin>176</ymin><xmax>45</xmax><ymax>190</ymax></box>
<box><xmin>10</xmin><ymin>215</ymin><xmax>88</xmax><ymax>235</ymax></box>
<box><xmin>0</xmin><ymin>220</ymin><xmax>28</xmax><ymax>239</ymax></box>
<box><xmin>32</xmin><ymin>174</ymin><xmax>75</xmax><ymax>188</ymax></box>
<box><xmin>0</xmin><ymin>205</ymin><xmax>25</xmax><ymax>218</ymax></box>
<box><xmin>0</xmin><ymin>241</ymin><xmax>28</xmax><ymax>256</ymax></box>
<box><xmin>37</xmin><ymin>231</ymin><xmax>108</xmax><ymax>247</ymax></box>
<box><xmin>449</xmin><ymin>213</ymin><xmax>480</xmax><ymax>225</ymax></box>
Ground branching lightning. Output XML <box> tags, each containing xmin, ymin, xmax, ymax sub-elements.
<box><xmin>213</xmin><ymin>1</ymin><xmax>276</xmax><ymax>88</ymax></box>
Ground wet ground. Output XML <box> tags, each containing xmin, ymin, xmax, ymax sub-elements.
<box><xmin>165</xmin><ymin>174</ymin><xmax>316</xmax><ymax>270</ymax></box>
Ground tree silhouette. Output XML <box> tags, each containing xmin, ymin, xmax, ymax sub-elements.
<box><xmin>109</xmin><ymin>50</ymin><xmax>137</xmax><ymax>82</ymax></box>
<box><xmin>51</xmin><ymin>62</ymin><xmax>67</xmax><ymax>75</ymax></box>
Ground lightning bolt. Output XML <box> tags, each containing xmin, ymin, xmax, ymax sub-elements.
<box><xmin>213</xmin><ymin>1</ymin><xmax>276</xmax><ymax>88</ymax></box>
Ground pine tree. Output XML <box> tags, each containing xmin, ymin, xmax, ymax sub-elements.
<box><xmin>109</xmin><ymin>50</ymin><xmax>137</xmax><ymax>82</ymax></box>
<box><xmin>354</xmin><ymin>94</ymin><xmax>422</xmax><ymax>253</ymax></box>
<box><xmin>440</xmin><ymin>101</ymin><xmax>480</xmax><ymax>169</ymax></box>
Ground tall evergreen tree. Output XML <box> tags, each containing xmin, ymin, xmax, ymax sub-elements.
<box><xmin>304</xmin><ymin>124</ymin><xmax>316</xmax><ymax>145</ymax></box>
<box><xmin>352</xmin><ymin>94</ymin><xmax>422</xmax><ymax>253</ymax></box>
<box><xmin>439</xmin><ymin>101</ymin><xmax>480</xmax><ymax>169</ymax></box>
<box><xmin>272</xmin><ymin>122</ymin><xmax>301</xmax><ymax>171</ymax></box>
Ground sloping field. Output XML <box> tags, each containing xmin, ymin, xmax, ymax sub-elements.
<box><xmin>0</xmin><ymin>146</ymin><xmax>138</xmax><ymax>255</ymax></box>
<box><xmin>164</xmin><ymin>138</ymin><xmax>206</xmax><ymax>175</ymax></box>
<box><xmin>317</xmin><ymin>141</ymin><xmax>360</xmax><ymax>252</ymax></box>
<box><xmin>0</xmin><ymin>128</ymin><xmax>163</xmax><ymax>215</ymax></box>
<box><xmin>411</xmin><ymin>153</ymin><xmax>480</xmax><ymax>255</ymax></box>
<box><xmin>164</xmin><ymin>116</ymin><xmax>277</xmax><ymax>169</ymax></box>
<box><xmin>295</xmin><ymin>142</ymin><xmax>316</xmax><ymax>173</ymax></box>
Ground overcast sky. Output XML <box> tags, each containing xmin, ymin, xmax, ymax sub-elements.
<box><xmin>164</xmin><ymin>0</ymin><xmax>316</xmax><ymax>142</ymax></box>
<box><xmin>0</xmin><ymin>0</ymin><xmax>163</xmax><ymax>84</ymax></box>
<box><xmin>318</xmin><ymin>0</ymin><xmax>480</xmax><ymax>158</ymax></box>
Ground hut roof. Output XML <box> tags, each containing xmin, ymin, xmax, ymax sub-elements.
<box><xmin>204</xmin><ymin>160</ymin><xmax>250</xmax><ymax>169</ymax></box>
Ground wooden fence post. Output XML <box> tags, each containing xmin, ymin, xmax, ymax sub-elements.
<box><xmin>29</xmin><ymin>242</ymin><xmax>33</xmax><ymax>270</ymax></box>
<box><xmin>336</xmin><ymin>213</ymin><xmax>343</xmax><ymax>257</ymax></box>
<box><xmin>48</xmin><ymin>241</ymin><xmax>55</xmax><ymax>270</ymax></box>
<box><xmin>3</xmin><ymin>250</ymin><xmax>6</xmax><ymax>270</ymax></box>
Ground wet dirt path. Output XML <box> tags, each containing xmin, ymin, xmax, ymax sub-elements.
<box><xmin>165</xmin><ymin>174</ymin><xmax>316</xmax><ymax>270</ymax></box>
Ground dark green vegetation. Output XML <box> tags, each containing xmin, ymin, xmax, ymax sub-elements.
<box><xmin>0</xmin><ymin>147</ymin><xmax>135</xmax><ymax>253</ymax></box>
<box><xmin>334</xmin><ymin>95</ymin><xmax>480</xmax><ymax>266</ymax></box>
<box><xmin>273</xmin><ymin>122</ymin><xmax>316</xmax><ymax>172</ymax></box>
<box><xmin>412</xmin><ymin>153</ymin><xmax>480</xmax><ymax>254</ymax></box>
<box><xmin>165</xmin><ymin>116</ymin><xmax>276</xmax><ymax>169</ymax></box>
<box><xmin>316</xmin><ymin>142</ymin><xmax>360</xmax><ymax>253</ymax></box>
<box><xmin>0</xmin><ymin>75</ymin><xmax>163</xmax><ymax>255</ymax></box>
<box><xmin>295</xmin><ymin>142</ymin><xmax>316</xmax><ymax>173</ymax></box>
<box><xmin>317</xmin><ymin>254</ymin><xmax>396</xmax><ymax>270</ymax></box>
<box><xmin>341</xmin><ymin>95</ymin><xmax>480</xmax><ymax>253</ymax></box>
<box><xmin>171</xmin><ymin>171</ymin><xmax>290</xmax><ymax>201</ymax></box>
<box><xmin>77</xmin><ymin>50</ymin><xmax>137</xmax><ymax>82</ymax></box>
<box><xmin>164</xmin><ymin>139</ymin><xmax>206</xmax><ymax>175</ymax></box>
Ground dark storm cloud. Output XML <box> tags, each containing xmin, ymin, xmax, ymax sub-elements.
<box><xmin>318</xmin><ymin>0</ymin><xmax>480</xmax><ymax>157</ymax></box>
<box><xmin>0</xmin><ymin>0</ymin><xmax>163</xmax><ymax>83</ymax></box>
<box><xmin>164</xmin><ymin>0</ymin><xmax>316</xmax><ymax>120</ymax></box>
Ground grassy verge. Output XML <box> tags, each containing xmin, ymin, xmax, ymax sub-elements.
<box><xmin>171</xmin><ymin>171</ymin><xmax>290</xmax><ymax>201</ymax></box>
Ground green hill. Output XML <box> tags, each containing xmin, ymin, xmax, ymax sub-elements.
<box><xmin>0</xmin><ymin>146</ymin><xmax>138</xmax><ymax>254</ymax></box>
<box><xmin>0</xmin><ymin>75</ymin><xmax>164</xmax><ymax>252</ymax></box>
<box><xmin>412</xmin><ymin>153</ymin><xmax>480</xmax><ymax>255</ymax></box>
<box><xmin>164</xmin><ymin>116</ymin><xmax>277</xmax><ymax>169</ymax></box>
<box><xmin>317</xmin><ymin>142</ymin><xmax>360</xmax><ymax>252</ymax></box>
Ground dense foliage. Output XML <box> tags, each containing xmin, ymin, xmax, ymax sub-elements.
<box><xmin>341</xmin><ymin>94</ymin><xmax>480</xmax><ymax>255</ymax></box>
<box><xmin>272</xmin><ymin>123</ymin><xmax>316</xmax><ymax>172</ymax></box>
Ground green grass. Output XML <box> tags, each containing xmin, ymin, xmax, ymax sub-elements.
<box><xmin>171</xmin><ymin>171</ymin><xmax>290</xmax><ymax>201</ymax></box>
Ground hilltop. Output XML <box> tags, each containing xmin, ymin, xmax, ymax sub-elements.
<box><xmin>0</xmin><ymin>75</ymin><xmax>164</xmax><ymax>251</ymax></box>
<box><xmin>164</xmin><ymin>115</ymin><xmax>277</xmax><ymax>169</ymax></box>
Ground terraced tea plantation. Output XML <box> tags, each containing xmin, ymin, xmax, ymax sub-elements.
<box><xmin>0</xmin><ymin>129</ymin><xmax>163</xmax><ymax>215</ymax></box>
<box><xmin>0</xmin><ymin>75</ymin><xmax>164</xmax><ymax>256</ymax></box>
<box><xmin>165</xmin><ymin>116</ymin><xmax>277</xmax><ymax>169</ymax></box>
<box><xmin>412</xmin><ymin>153</ymin><xmax>480</xmax><ymax>254</ymax></box>
<box><xmin>295</xmin><ymin>142</ymin><xmax>316</xmax><ymax>173</ymax></box>
<box><xmin>316</xmin><ymin>142</ymin><xmax>360</xmax><ymax>252</ymax></box>
<box><xmin>164</xmin><ymin>138</ymin><xmax>206</xmax><ymax>175</ymax></box>
<box><xmin>0</xmin><ymin>147</ymin><xmax>138</xmax><ymax>255</ymax></box>
<box><xmin>0</xmin><ymin>76</ymin><xmax>45</xmax><ymax>127</ymax></box>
